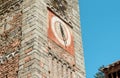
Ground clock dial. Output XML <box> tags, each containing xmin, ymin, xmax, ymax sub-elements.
<box><xmin>48</xmin><ymin>11</ymin><xmax>74</xmax><ymax>56</ymax></box>
<box><xmin>51</xmin><ymin>16</ymin><xmax>71</xmax><ymax>46</ymax></box>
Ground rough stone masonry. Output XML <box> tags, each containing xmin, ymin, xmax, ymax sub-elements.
<box><xmin>0</xmin><ymin>0</ymin><xmax>86</xmax><ymax>78</ymax></box>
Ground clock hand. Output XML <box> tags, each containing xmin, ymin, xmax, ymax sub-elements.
<box><xmin>60</xmin><ymin>23</ymin><xmax>65</xmax><ymax>38</ymax></box>
<box><xmin>59</xmin><ymin>23</ymin><xmax>67</xmax><ymax>47</ymax></box>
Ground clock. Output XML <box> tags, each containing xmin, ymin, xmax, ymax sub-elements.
<box><xmin>48</xmin><ymin>11</ymin><xmax>74</xmax><ymax>56</ymax></box>
<box><xmin>51</xmin><ymin>15</ymin><xmax>71</xmax><ymax>46</ymax></box>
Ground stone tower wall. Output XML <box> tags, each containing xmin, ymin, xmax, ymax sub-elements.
<box><xmin>0</xmin><ymin>0</ymin><xmax>22</xmax><ymax>78</ymax></box>
<box><xmin>0</xmin><ymin>0</ymin><xmax>86</xmax><ymax>78</ymax></box>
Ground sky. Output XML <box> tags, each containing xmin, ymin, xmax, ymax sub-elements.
<box><xmin>79</xmin><ymin>0</ymin><xmax>120</xmax><ymax>78</ymax></box>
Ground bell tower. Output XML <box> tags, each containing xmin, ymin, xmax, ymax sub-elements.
<box><xmin>0</xmin><ymin>0</ymin><xmax>86</xmax><ymax>78</ymax></box>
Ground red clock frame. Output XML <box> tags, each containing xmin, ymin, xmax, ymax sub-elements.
<box><xmin>48</xmin><ymin>10</ymin><xmax>74</xmax><ymax>56</ymax></box>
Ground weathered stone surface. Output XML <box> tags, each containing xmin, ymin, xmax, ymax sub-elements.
<box><xmin>0</xmin><ymin>0</ymin><xmax>22</xmax><ymax>78</ymax></box>
<box><xmin>0</xmin><ymin>0</ymin><xmax>86</xmax><ymax>78</ymax></box>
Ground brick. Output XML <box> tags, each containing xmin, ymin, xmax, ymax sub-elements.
<box><xmin>24</xmin><ymin>47</ymin><xmax>33</xmax><ymax>54</ymax></box>
<box><xmin>24</xmin><ymin>56</ymin><xmax>31</xmax><ymax>63</ymax></box>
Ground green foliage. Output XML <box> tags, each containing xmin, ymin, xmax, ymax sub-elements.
<box><xmin>94</xmin><ymin>66</ymin><xmax>105</xmax><ymax>78</ymax></box>
<box><xmin>94</xmin><ymin>71</ymin><xmax>105</xmax><ymax>78</ymax></box>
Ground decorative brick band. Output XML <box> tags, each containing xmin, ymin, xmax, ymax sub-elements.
<box><xmin>0</xmin><ymin>49</ymin><xmax>19</xmax><ymax>64</ymax></box>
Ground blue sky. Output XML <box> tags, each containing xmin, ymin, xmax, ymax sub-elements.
<box><xmin>79</xmin><ymin>0</ymin><xmax>120</xmax><ymax>78</ymax></box>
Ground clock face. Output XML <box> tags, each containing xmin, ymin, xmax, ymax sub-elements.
<box><xmin>51</xmin><ymin>16</ymin><xmax>71</xmax><ymax>46</ymax></box>
<box><xmin>48</xmin><ymin>11</ymin><xmax>74</xmax><ymax>56</ymax></box>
